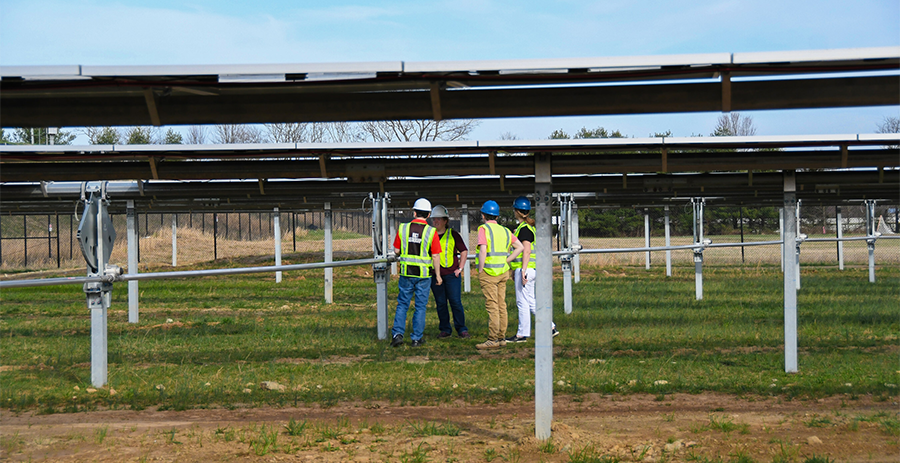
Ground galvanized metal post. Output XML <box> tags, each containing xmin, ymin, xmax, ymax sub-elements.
<box><xmin>372</xmin><ymin>193</ymin><xmax>390</xmax><ymax>339</ymax></box>
<box><xmin>664</xmin><ymin>206</ymin><xmax>672</xmax><ymax>277</ymax></box>
<box><xmin>324</xmin><ymin>202</ymin><xmax>333</xmax><ymax>304</ymax></box>
<box><xmin>836</xmin><ymin>206</ymin><xmax>844</xmax><ymax>270</ymax></box>
<box><xmin>127</xmin><ymin>200</ymin><xmax>138</xmax><ymax>323</ymax></box>
<box><xmin>644</xmin><ymin>210</ymin><xmax>651</xmax><ymax>270</ymax></box>
<box><xmin>783</xmin><ymin>171</ymin><xmax>798</xmax><ymax>373</ymax></box>
<box><xmin>692</xmin><ymin>198</ymin><xmax>704</xmax><ymax>301</ymax></box>
<box><xmin>274</xmin><ymin>207</ymin><xmax>282</xmax><ymax>283</ymax></box>
<box><xmin>389</xmin><ymin>208</ymin><xmax>397</xmax><ymax>276</ymax></box>
<box><xmin>572</xmin><ymin>202</ymin><xmax>580</xmax><ymax>284</ymax></box>
<box><xmin>559</xmin><ymin>194</ymin><xmax>573</xmax><ymax>315</ymax></box>
<box><xmin>866</xmin><ymin>200</ymin><xmax>876</xmax><ymax>283</ymax></box>
<box><xmin>460</xmin><ymin>203</ymin><xmax>471</xmax><ymax>293</ymax></box>
<box><xmin>534</xmin><ymin>152</ymin><xmax>554</xmax><ymax>441</ymax></box>
<box><xmin>171</xmin><ymin>214</ymin><xmax>177</xmax><ymax>267</ymax></box>
<box><xmin>795</xmin><ymin>201</ymin><xmax>802</xmax><ymax>290</ymax></box>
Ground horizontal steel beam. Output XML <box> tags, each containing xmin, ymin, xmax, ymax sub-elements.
<box><xmin>2</xmin><ymin>75</ymin><xmax>897</xmax><ymax>127</ymax></box>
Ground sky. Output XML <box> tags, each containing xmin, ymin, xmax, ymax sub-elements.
<box><xmin>1</xmin><ymin>0</ymin><xmax>898</xmax><ymax>142</ymax></box>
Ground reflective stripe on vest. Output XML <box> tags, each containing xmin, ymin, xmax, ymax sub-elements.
<box><xmin>439</xmin><ymin>230</ymin><xmax>456</xmax><ymax>268</ymax></box>
<box><xmin>510</xmin><ymin>222</ymin><xmax>537</xmax><ymax>270</ymax></box>
<box><xmin>479</xmin><ymin>222</ymin><xmax>511</xmax><ymax>276</ymax></box>
<box><xmin>398</xmin><ymin>222</ymin><xmax>435</xmax><ymax>278</ymax></box>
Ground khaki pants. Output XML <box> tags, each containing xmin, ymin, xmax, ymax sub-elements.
<box><xmin>478</xmin><ymin>270</ymin><xmax>510</xmax><ymax>340</ymax></box>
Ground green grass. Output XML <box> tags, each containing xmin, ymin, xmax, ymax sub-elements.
<box><xmin>1</xmin><ymin>265</ymin><xmax>898</xmax><ymax>412</ymax></box>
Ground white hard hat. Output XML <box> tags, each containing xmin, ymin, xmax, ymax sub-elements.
<box><xmin>413</xmin><ymin>198</ymin><xmax>432</xmax><ymax>212</ymax></box>
<box><xmin>431</xmin><ymin>205</ymin><xmax>449</xmax><ymax>218</ymax></box>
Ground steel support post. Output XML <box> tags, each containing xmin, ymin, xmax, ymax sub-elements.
<box><xmin>692</xmin><ymin>198</ymin><xmax>705</xmax><ymax>301</ymax></box>
<box><xmin>783</xmin><ymin>171</ymin><xmax>798</xmax><ymax>373</ymax></box>
<box><xmin>324</xmin><ymin>203</ymin><xmax>333</xmax><ymax>303</ymax></box>
<box><xmin>389</xmin><ymin>208</ymin><xmax>397</xmax><ymax>276</ymax></box>
<box><xmin>866</xmin><ymin>201</ymin><xmax>876</xmax><ymax>283</ymax></box>
<box><xmin>559</xmin><ymin>194</ymin><xmax>573</xmax><ymax>315</ymax></box>
<box><xmin>664</xmin><ymin>206</ymin><xmax>672</xmax><ymax>277</ymax></box>
<box><xmin>836</xmin><ymin>206</ymin><xmax>844</xmax><ymax>270</ymax></box>
<box><xmin>274</xmin><ymin>207</ymin><xmax>282</xmax><ymax>283</ymax></box>
<box><xmin>795</xmin><ymin>201</ymin><xmax>802</xmax><ymax>290</ymax></box>
<box><xmin>572</xmin><ymin>202</ymin><xmax>580</xmax><ymax>284</ymax></box>
<box><xmin>372</xmin><ymin>193</ymin><xmax>390</xmax><ymax>340</ymax></box>
<box><xmin>127</xmin><ymin>200</ymin><xmax>138</xmax><ymax>323</ymax></box>
<box><xmin>534</xmin><ymin>153</ymin><xmax>554</xmax><ymax>441</ymax></box>
<box><xmin>460</xmin><ymin>203</ymin><xmax>471</xmax><ymax>293</ymax></box>
<box><xmin>83</xmin><ymin>189</ymin><xmax>115</xmax><ymax>388</ymax></box>
<box><xmin>644</xmin><ymin>210</ymin><xmax>651</xmax><ymax>270</ymax></box>
<box><xmin>171</xmin><ymin>214</ymin><xmax>177</xmax><ymax>267</ymax></box>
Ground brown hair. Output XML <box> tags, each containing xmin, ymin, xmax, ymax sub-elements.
<box><xmin>516</xmin><ymin>209</ymin><xmax>535</xmax><ymax>227</ymax></box>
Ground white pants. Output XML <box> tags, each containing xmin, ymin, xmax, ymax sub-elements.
<box><xmin>514</xmin><ymin>267</ymin><xmax>554</xmax><ymax>337</ymax></box>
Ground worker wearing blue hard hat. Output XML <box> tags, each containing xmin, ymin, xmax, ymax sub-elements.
<box><xmin>507</xmin><ymin>196</ymin><xmax>558</xmax><ymax>343</ymax></box>
<box><xmin>474</xmin><ymin>199</ymin><xmax>524</xmax><ymax>350</ymax></box>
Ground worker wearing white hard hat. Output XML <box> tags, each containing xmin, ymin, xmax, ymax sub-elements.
<box><xmin>390</xmin><ymin>198</ymin><xmax>442</xmax><ymax>348</ymax></box>
<box><xmin>428</xmin><ymin>205</ymin><xmax>470</xmax><ymax>339</ymax></box>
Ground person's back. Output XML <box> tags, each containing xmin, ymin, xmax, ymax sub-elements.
<box><xmin>391</xmin><ymin>198</ymin><xmax>442</xmax><ymax>348</ymax></box>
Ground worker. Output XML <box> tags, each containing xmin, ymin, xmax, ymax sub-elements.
<box><xmin>391</xmin><ymin>198</ymin><xmax>442</xmax><ymax>347</ymax></box>
<box><xmin>475</xmin><ymin>200</ymin><xmax>524</xmax><ymax>350</ymax></box>
<box><xmin>506</xmin><ymin>196</ymin><xmax>558</xmax><ymax>343</ymax></box>
<box><xmin>429</xmin><ymin>205</ymin><xmax>470</xmax><ymax>338</ymax></box>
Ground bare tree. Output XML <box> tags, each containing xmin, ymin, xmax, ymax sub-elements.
<box><xmin>498</xmin><ymin>131</ymin><xmax>519</xmax><ymax>140</ymax></box>
<box><xmin>712</xmin><ymin>113</ymin><xmax>757</xmax><ymax>137</ymax></box>
<box><xmin>360</xmin><ymin>119</ymin><xmax>480</xmax><ymax>142</ymax></box>
<box><xmin>877</xmin><ymin>116</ymin><xmax>900</xmax><ymax>134</ymax></box>
<box><xmin>185</xmin><ymin>125</ymin><xmax>207</xmax><ymax>144</ymax></box>
<box><xmin>265</xmin><ymin>123</ymin><xmax>311</xmax><ymax>143</ymax></box>
<box><xmin>213</xmin><ymin>124</ymin><xmax>266</xmax><ymax>144</ymax></box>
<box><xmin>877</xmin><ymin>116</ymin><xmax>900</xmax><ymax>149</ymax></box>
<box><xmin>324</xmin><ymin>122</ymin><xmax>366</xmax><ymax>143</ymax></box>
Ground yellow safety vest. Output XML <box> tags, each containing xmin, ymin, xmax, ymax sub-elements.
<box><xmin>398</xmin><ymin>222</ymin><xmax>436</xmax><ymax>278</ymax></box>
<box><xmin>510</xmin><ymin>222</ymin><xmax>537</xmax><ymax>270</ymax></box>
<box><xmin>438</xmin><ymin>230</ymin><xmax>456</xmax><ymax>268</ymax></box>
<box><xmin>478</xmin><ymin>222</ymin><xmax>511</xmax><ymax>276</ymax></box>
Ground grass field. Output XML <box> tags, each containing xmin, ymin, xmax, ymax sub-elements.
<box><xmin>1</xmin><ymin>258</ymin><xmax>897</xmax><ymax>414</ymax></box>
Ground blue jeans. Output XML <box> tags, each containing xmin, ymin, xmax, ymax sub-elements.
<box><xmin>432</xmin><ymin>272</ymin><xmax>467</xmax><ymax>334</ymax></box>
<box><xmin>392</xmin><ymin>276</ymin><xmax>432</xmax><ymax>341</ymax></box>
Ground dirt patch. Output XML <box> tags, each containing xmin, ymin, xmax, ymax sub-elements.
<box><xmin>1</xmin><ymin>393</ymin><xmax>896</xmax><ymax>462</ymax></box>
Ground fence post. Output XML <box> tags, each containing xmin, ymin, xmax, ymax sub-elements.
<box><xmin>171</xmin><ymin>214</ymin><xmax>177</xmax><ymax>267</ymax></box>
<box><xmin>324</xmin><ymin>202</ymin><xmax>333</xmax><ymax>304</ymax></box>
<box><xmin>779</xmin><ymin>209</ymin><xmax>784</xmax><ymax>272</ymax></box>
<box><xmin>214</xmin><ymin>213</ymin><xmax>218</xmax><ymax>260</ymax></box>
<box><xmin>56</xmin><ymin>214</ymin><xmax>60</xmax><ymax>268</ymax></box>
<box><xmin>127</xmin><ymin>200</ymin><xmax>139</xmax><ymax>323</ymax></box>
<box><xmin>836</xmin><ymin>206</ymin><xmax>844</xmax><ymax>270</ymax></box>
<box><xmin>274</xmin><ymin>207</ymin><xmax>282</xmax><ymax>283</ymax></box>
<box><xmin>23</xmin><ymin>215</ymin><xmax>27</xmax><ymax>268</ymax></box>
<box><xmin>783</xmin><ymin>171</ymin><xmax>798</xmax><ymax>373</ymax></box>
<box><xmin>665</xmin><ymin>206</ymin><xmax>672</xmax><ymax>277</ymax></box>
<box><xmin>644</xmin><ymin>209</ymin><xmax>651</xmax><ymax>270</ymax></box>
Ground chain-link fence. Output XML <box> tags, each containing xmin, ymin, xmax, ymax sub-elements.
<box><xmin>0</xmin><ymin>210</ymin><xmax>373</xmax><ymax>272</ymax></box>
<box><xmin>1</xmin><ymin>203</ymin><xmax>897</xmax><ymax>272</ymax></box>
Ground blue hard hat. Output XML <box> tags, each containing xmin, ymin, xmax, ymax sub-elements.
<box><xmin>481</xmin><ymin>200</ymin><xmax>500</xmax><ymax>216</ymax></box>
<box><xmin>513</xmin><ymin>196</ymin><xmax>531</xmax><ymax>212</ymax></box>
